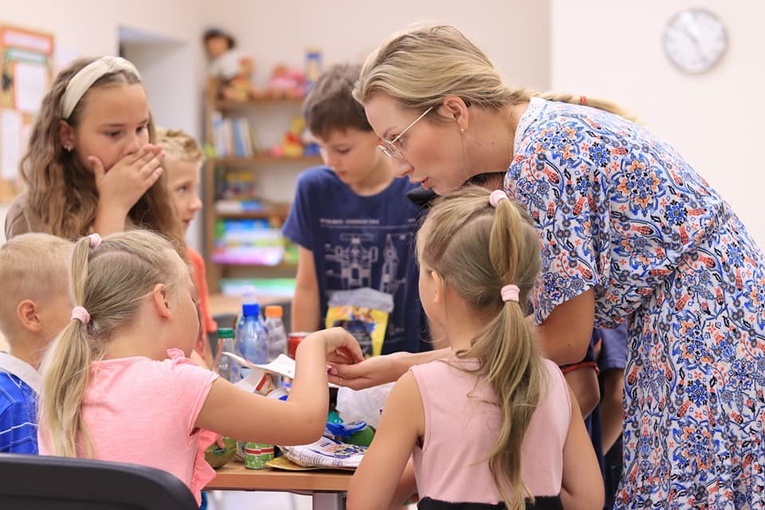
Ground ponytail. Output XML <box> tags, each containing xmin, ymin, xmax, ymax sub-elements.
<box><xmin>39</xmin><ymin>236</ymin><xmax>101</xmax><ymax>457</ymax></box>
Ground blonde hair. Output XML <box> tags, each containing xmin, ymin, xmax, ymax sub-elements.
<box><xmin>39</xmin><ymin>229</ymin><xmax>184</xmax><ymax>458</ymax></box>
<box><xmin>417</xmin><ymin>186</ymin><xmax>545</xmax><ymax>510</ymax></box>
<box><xmin>355</xmin><ymin>24</ymin><xmax>636</xmax><ymax>122</ymax></box>
<box><xmin>20</xmin><ymin>58</ymin><xmax>184</xmax><ymax>249</ymax></box>
<box><xmin>0</xmin><ymin>233</ymin><xmax>73</xmax><ymax>340</ymax></box>
<box><xmin>156</xmin><ymin>127</ymin><xmax>204</xmax><ymax>163</ymax></box>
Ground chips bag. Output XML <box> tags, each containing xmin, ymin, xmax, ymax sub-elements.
<box><xmin>325</xmin><ymin>288</ymin><xmax>393</xmax><ymax>357</ymax></box>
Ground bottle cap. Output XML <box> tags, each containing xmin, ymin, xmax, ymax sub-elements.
<box><xmin>265</xmin><ymin>305</ymin><xmax>283</xmax><ymax>318</ymax></box>
<box><xmin>218</xmin><ymin>327</ymin><xmax>235</xmax><ymax>338</ymax></box>
<box><xmin>242</xmin><ymin>302</ymin><xmax>260</xmax><ymax>317</ymax></box>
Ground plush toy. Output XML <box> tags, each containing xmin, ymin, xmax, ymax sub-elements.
<box><xmin>203</xmin><ymin>27</ymin><xmax>257</xmax><ymax>101</ymax></box>
<box><xmin>266</xmin><ymin>64</ymin><xmax>306</xmax><ymax>99</ymax></box>
<box><xmin>270</xmin><ymin>117</ymin><xmax>307</xmax><ymax>158</ymax></box>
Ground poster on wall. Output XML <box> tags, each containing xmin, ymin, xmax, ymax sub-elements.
<box><xmin>0</xmin><ymin>23</ymin><xmax>54</xmax><ymax>202</ymax></box>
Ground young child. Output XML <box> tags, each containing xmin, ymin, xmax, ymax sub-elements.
<box><xmin>37</xmin><ymin>230</ymin><xmax>362</xmax><ymax>505</ymax></box>
<box><xmin>156</xmin><ymin>127</ymin><xmax>215</xmax><ymax>368</ymax></box>
<box><xmin>4</xmin><ymin>56</ymin><xmax>182</xmax><ymax>251</ymax></box>
<box><xmin>347</xmin><ymin>187</ymin><xmax>603</xmax><ymax>510</ymax></box>
<box><xmin>283</xmin><ymin>63</ymin><xmax>428</xmax><ymax>355</ymax></box>
<box><xmin>0</xmin><ymin>233</ymin><xmax>73</xmax><ymax>453</ymax></box>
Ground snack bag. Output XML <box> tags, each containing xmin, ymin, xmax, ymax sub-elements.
<box><xmin>325</xmin><ymin>288</ymin><xmax>393</xmax><ymax>357</ymax></box>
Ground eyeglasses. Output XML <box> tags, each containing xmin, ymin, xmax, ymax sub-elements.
<box><xmin>378</xmin><ymin>106</ymin><xmax>433</xmax><ymax>159</ymax></box>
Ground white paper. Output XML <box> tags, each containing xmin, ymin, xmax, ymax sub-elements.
<box><xmin>14</xmin><ymin>62</ymin><xmax>47</xmax><ymax>114</ymax></box>
<box><xmin>1</xmin><ymin>109</ymin><xmax>22</xmax><ymax>180</ymax></box>
<box><xmin>222</xmin><ymin>352</ymin><xmax>339</xmax><ymax>388</ymax></box>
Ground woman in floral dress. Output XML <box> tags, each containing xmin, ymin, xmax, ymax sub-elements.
<box><xmin>342</xmin><ymin>24</ymin><xmax>765</xmax><ymax>509</ymax></box>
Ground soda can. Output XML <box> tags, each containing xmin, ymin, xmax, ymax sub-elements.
<box><xmin>244</xmin><ymin>442</ymin><xmax>274</xmax><ymax>469</ymax></box>
<box><xmin>288</xmin><ymin>332</ymin><xmax>310</xmax><ymax>359</ymax></box>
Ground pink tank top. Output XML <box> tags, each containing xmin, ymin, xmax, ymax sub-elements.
<box><xmin>411</xmin><ymin>358</ymin><xmax>570</xmax><ymax>504</ymax></box>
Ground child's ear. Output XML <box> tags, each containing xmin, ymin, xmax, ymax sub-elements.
<box><xmin>17</xmin><ymin>300</ymin><xmax>43</xmax><ymax>333</ymax></box>
<box><xmin>431</xmin><ymin>270</ymin><xmax>445</xmax><ymax>305</ymax></box>
<box><xmin>151</xmin><ymin>284</ymin><xmax>172</xmax><ymax>318</ymax></box>
<box><xmin>59</xmin><ymin>120</ymin><xmax>75</xmax><ymax>152</ymax></box>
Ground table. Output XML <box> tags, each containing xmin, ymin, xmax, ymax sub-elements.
<box><xmin>205</xmin><ymin>461</ymin><xmax>352</xmax><ymax>510</ymax></box>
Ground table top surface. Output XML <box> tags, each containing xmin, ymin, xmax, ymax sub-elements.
<box><xmin>205</xmin><ymin>461</ymin><xmax>353</xmax><ymax>492</ymax></box>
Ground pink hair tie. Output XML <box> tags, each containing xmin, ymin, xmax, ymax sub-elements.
<box><xmin>71</xmin><ymin>306</ymin><xmax>91</xmax><ymax>325</ymax></box>
<box><xmin>489</xmin><ymin>189</ymin><xmax>509</xmax><ymax>208</ymax></box>
<box><xmin>88</xmin><ymin>233</ymin><xmax>102</xmax><ymax>249</ymax></box>
<box><xmin>500</xmin><ymin>284</ymin><xmax>520</xmax><ymax>303</ymax></box>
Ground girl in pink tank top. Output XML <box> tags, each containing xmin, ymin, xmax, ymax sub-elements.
<box><xmin>348</xmin><ymin>188</ymin><xmax>603</xmax><ymax>510</ymax></box>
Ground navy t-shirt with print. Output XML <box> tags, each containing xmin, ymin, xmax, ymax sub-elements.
<box><xmin>283</xmin><ymin>166</ymin><xmax>429</xmax><ymax>354</ymax></box>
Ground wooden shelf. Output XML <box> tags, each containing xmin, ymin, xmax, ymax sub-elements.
<box><xmin>214</xmin><ymin>95</ymin><xmax>305</xmax><ymax>111</ymax></box>
<box><xmin>212</xmin><ymin>154</ymin><xmax>323</xmax><ymax>166</ymax></box>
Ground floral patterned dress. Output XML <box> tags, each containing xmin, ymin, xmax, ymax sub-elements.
<box><xmin>506</xmin><ymin>98</ymin><xmax>765</xmax><ymax>509</ymax></box>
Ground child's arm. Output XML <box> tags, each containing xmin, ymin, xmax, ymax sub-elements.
<box><xmin>347</xmin><ymin>371</ymin><xmax>424</xmax><ymax>510</ymax></box>
<box><xmin>291</xmin><ymin>246</ymin><xmax>321</xmax><ymax>332</ymax></box>
<box><xmin>195</xmin><ymin>327</ymin><xmax>362</xmax><ymax>445</ymax></box>
<box><xmin>560</xmin><ymin>384</ymin><xmax>605</xmax><ymax>510</ymax></box>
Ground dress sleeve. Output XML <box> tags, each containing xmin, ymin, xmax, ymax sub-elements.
<box><xmin>507</xmin><ymin>132</ymin><xmax>610</xmax><ymax>325</ymax></box>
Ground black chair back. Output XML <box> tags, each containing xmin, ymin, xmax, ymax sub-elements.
<box><xmin>0</xmin><ymin>454</ymin><xmax>199</xmax><ymax>510</ymax></box>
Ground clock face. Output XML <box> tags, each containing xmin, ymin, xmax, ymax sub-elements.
<box><xmin>663</xmin><ymin>8</ymin><xmax>728</xmax><ymax>74</ymax></box>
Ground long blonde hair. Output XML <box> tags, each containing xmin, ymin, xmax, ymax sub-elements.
<box><xmin>417</xmin><ymin>186</ymin><xmax>544</xmax><ymax>510</ymax></box>
<box><xmin>39</xmin><ymin>229</ymin><xmax>183</xmax><ymax>457</ymax></box>
<box><xmin>20</xmin><ymin>58</ymin><xmax>184</xmax><ymax>249</ymax></box>
<box><xmin>354</xmin><ymin>24</ymin><xmax>636</xmax><ymax>122</ymax></box>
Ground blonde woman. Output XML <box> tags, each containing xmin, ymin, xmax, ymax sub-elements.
<box><xmin>347</xmin><ymin>187</ymin><xmax>603</xmax><ymax>510</ymax></box>
<box><xmin>336</xmin><ymin>24</ymin><xmax>765</xmax><ymax>509</ymax></box>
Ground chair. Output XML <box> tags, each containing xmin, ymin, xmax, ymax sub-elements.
<box><xmin>0</xmin><ymin>453</ymin><xmax>199</xmax><ymax>509</ymax></box>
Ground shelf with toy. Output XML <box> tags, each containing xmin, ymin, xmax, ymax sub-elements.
<box><xmin>212</xmin><ymin>153</ymin><xmax>323</xmax><ymax>166</ymax></box>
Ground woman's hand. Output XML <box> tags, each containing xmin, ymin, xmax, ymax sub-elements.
<box><xmin>327</xmin><ymin>352</ymin><xmax>407</xmax><ymax>390</ymax></box>
<box><xmin>91</xmin><ymin>144</ymin><xmax>165</xmax><ymax>225</ymax></box>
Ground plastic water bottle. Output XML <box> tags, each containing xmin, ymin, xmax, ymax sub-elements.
<box><xmin>217</xmin><ymin>327</ymin><xmax>238</xmax><ymax>382</ymax></box>
<box><xmin>235</xmin><ymin>300</ymin><xmax>268</xmax><ymax>379</ymax></box>
<box><xmin>264</xmin><ymin>305</ymin><xmax>288</xmax><ymax>362</ymax></box>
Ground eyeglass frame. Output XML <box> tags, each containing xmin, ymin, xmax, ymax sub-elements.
<box><xmin>378</xmin><ymin>106</ymin><xmax>434</xmax><ymax>159</ymax></box>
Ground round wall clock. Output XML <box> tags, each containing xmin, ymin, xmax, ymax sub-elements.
<box><xmin>663</xmin><ymin>8</ymin><xmax>728</xmax><ymax>74</ymax></box>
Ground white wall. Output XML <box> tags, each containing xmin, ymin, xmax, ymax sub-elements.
<box><xmin>551</xmin><ymin>1</ymin><xmax>765</xmax><ymax>246</ymax></box>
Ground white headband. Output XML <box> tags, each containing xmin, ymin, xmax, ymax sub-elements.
<box><xmin>61</xmin><ymin>56</ymin><xmax>141</xmax><ymax>119</ymax></box>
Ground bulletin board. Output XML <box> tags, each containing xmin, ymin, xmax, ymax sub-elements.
<box><xmin>0</xmin><ymin>24</ymin><xmax>55</xmax><ymax>202</ymax></box>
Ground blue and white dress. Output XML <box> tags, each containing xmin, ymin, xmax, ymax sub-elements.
<box><xmin>506</xmin><ymin>97</ymin><xmax>765</xmax><ymax>509</ymax></box>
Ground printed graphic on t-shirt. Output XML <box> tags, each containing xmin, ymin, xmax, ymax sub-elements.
<box><xmin>321</xmin><ymin>218</ymin><xmax>413</xmax><ymax>339</ymax></box>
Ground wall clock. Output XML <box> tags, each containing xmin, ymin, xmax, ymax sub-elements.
<box><xmin>663</xmin><ymin>8</ymin><xmax>728</xmax><ymax>74</ymax></box>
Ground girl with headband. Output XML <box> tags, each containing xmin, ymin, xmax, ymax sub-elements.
<box><xmin>348</xmin><ymin>187</ymin><xmax>602</xmax><ymax>510</ymax></box>
<box><xmin>5</xmin><ymin>56</ymin><xmax>182</xmax><ymax>251</ymax></box>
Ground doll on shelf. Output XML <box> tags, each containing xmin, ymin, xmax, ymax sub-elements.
<box><xmin>266</xmin><ymin>64</ymin><xmax>306</xmax><ymax>99</ymax></box>
<box><xmin>203</xmin><ymin>27</ymin><xmax>257</xmax><ymax>101</ymax></box>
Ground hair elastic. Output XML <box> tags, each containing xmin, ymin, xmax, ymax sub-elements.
<box><xmin>500</xmin><ymin>284</ymin><xmax>520</xmax><ymax>303</ymax></box>
<box><xmin>88</xmin><ymin>233</ymin><xmax>102</xmax><ymax>249</ymax></box>
<box><xmin>61</xmin><ymin>56</ymin><xmax>141</xmax><ymax>119</ymax></box>
<box><xmin>489</xmin><ymin>189</ymin><xmax>509</xmax><ymax>207</ymax></box>
<box><xmin>579</xmin><ymin>96</ymin><xmax>587</xmax><ymax>106</ymax></box>
<box><xmin>71</xmin><ymin>306</ymin><xmax>91</xmax><ymax>325</ymax></box>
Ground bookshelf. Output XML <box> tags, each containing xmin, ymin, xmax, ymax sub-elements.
<box><xmin>203</xmin><ymin>80</ymin><xmax>321</xmax><ymax>294</ymax></box>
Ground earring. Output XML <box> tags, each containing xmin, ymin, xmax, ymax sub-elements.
<box><xmin>64</xmin><ymin>145</ymin><xmax>73</xmax><ymax>153</ymax></box>
<box><xmin>460</xmin><ymin>128</ymin><xmax>466</xmax><ymax>134</ymax></box>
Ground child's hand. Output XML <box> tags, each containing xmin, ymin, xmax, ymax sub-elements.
<box><xmin>321</xmin><ymin>327</ymin><xmax>364</xmax><ymax>365</ymax></box>
<box><xmin>90</xmin><ymin>144</ymin><xmax>165</xmax><ymax>217</ymax></box>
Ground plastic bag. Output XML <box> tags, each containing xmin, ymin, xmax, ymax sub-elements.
<box><xmin>335</xmin><ymin>382</ymin><xmax>395</xmax><ymax>430</ymax></box>
<box><xmin>325</xmin><ymin>288</ymin><xmax>394</xmax><ymax>357</ymax></box>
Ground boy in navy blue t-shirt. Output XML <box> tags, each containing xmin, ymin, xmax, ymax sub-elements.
<box><xmin>0</xmin><ymin>233</ymin><xmax>72</xmax><ymax>453</ymax></box>
<box><xmin>283</xmin><ymin>63</ymin><xmax>429</xmax><ymax>355</ymax></box>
